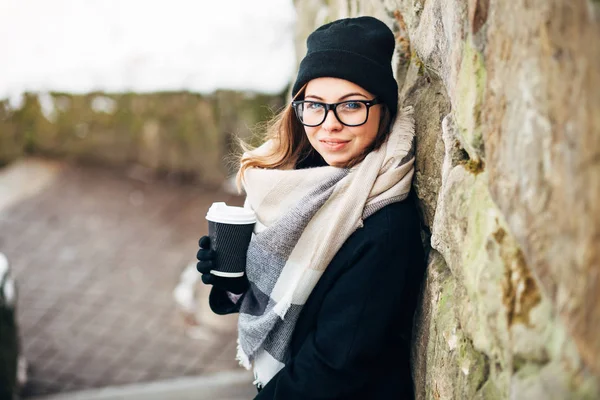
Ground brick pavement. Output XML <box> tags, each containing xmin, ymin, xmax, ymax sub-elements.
<box><xmin>0</xmin><ymin>160</ymin><xmax>249</xmax><ymax>398</ymax></box>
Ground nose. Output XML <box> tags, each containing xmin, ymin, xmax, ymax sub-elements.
<box><xmin>322</xmin><ymin>109</ymin><xmax>342</xmax><ymax>132</ymax></box>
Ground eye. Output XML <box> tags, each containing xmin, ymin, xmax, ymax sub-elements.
<box><xmin>306</xmin><ymin>102</ymin><xmax>324</xmax><ymax>111</ymax></box>
<box><xmin>340</xmin><ymin>101</ymin><xmax>363</xmax><ymax>111</ymax></box>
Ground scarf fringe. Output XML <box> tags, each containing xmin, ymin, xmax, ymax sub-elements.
<box><xmin>236</xmin><ymin>290</ymin><xmax>293</xmax><ymax>377</ymax></box>
<box><xmin>236</xmin><ymin>338</ymin><xmax>252</xmax><ymax>370</ymax></box>
<box><xmin>391</xmin><ymin>106</ymin><xmax>416</xmax><ymax>162</ymax></box>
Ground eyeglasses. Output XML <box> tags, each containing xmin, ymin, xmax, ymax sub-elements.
<box><xmin>291</xmin><ymin>98</ymin><xmax>380</xmax><ymax>127</ymax></box>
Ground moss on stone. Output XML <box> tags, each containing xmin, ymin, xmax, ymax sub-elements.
<box><xmin>424</xmin><ymin>265</ymin><xmax>504</xmax><ymax>400</ymax></box>
<box><xmin>446</xmin><ymin>167</ymin><xmax>595</xmax><ymax>397</ymax></box>
<box><xmin>455</xmin><ymin>36</ymin><xmax>487</xmax><ymax>162</ymax></box>
<box><xmin>446</xmin><ymin>171</ymin><xmax>513</xmax><ymax>396</ymax></box>
<box><xmin>460</xmin><ymin>158</ymin><xmax>485</xmax><ymax>174</ymax></box>
<box><xmin>456</xmin><ymin>336</ymin><xmax>491</xmax><ymax>396</ymax></box>
<box><xmin>411</xmin><ymin>50</ymin><xmax>426</xmax><ymax>76</ymax></box>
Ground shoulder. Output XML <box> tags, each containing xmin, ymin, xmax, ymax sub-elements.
<box><xmin>334</xmin><ymin>194</ymin><xmax>421</xmax><ymax>269</ymax></box>
<box><xmin>359</xmin><ymin>195</ymin><xmax>421</xmax><ymax>245</ymax></box>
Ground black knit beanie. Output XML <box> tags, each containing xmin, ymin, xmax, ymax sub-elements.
<box><xmin>292</xmin><ymin>16</ymin><xmax>398</xmax><ymax>118</ymax></box>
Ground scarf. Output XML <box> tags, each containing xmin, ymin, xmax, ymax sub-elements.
<box><xmin>236</xmin><ymin>106</ymin><xmax>416</xmax><ymax>388</ymax></box>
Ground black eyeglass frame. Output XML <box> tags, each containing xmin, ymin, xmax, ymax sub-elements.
<box><xmin>291</xmin><ymin>98</ymin><xmax>381</xmax><ymax>127</ymax></box>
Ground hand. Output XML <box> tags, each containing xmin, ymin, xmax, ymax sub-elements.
<box><xmin>196</xmin><ymin>236</ymin><xmax>249</xmax><ymax>295</ymax></box>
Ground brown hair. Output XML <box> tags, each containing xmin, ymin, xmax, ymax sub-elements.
<box><xmin>236</xmin><ymin>86</ymin><xmax>392</xmax><ymax>190</ymax></box>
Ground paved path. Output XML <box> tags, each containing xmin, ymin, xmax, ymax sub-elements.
<box><xmin>0</xmin><ymin>159</ymin><xmax>254</xmax><ymax>398</ymax></box>
<box><xmin>31</xmin><ymin>370</ymin><xmax>255</xmax><ymax>400</ymax></box>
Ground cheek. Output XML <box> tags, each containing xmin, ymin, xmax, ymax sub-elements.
<box><xmin>304</xmin><ymin>126</ymin><xmax>318</xmax><ymax>143</ymax></box>
<box><xmin>367</xmin><ymin>114</ymin><xmax>382</xmax><ymax>143</ymax></box>
<box><xmin>355</xmin><ymin>122</ymin><xmax>379</xmax><ymax>147</ymax></box>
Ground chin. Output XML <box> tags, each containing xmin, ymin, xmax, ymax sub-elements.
<box><xmin>323</xmin><ymin>156</ymin><xmax>351</xmax><ymax>167</ymax></box>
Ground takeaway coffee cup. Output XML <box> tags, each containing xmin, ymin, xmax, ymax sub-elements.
<box><xmin>205</xmin><ymin>202</ymin><xmax>256</xmax><ymax>277</ymax></box>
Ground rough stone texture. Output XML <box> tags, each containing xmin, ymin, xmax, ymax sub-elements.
<box><xmin>0</xmin><ymin>91</ymin><xmax>284</xmax><ymax>186</ymax></box>
<box><xmin>295</xmin><ymin>0</ymin><xmax>599</xmax><ymax>398</ymax></box>
<box><xmin>483</xmin><ymin>1</ymin><xmax>600</xmax><ymax>379</ymax></box>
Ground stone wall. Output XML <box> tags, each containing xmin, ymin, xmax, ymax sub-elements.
<box><xmin>0</xmin><ymin>91</ymin><xmax>285</xmax><ymax>186</ymax></box>
<box><xmin>294</xmin><ymin>0</ymin><xmax>600</xmax><ymax>398</ymax></box>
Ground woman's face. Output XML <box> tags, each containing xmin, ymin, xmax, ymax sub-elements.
<box><xmin>303</xmin><ymin>77</ymin><xmax>381</xmax><ymax>167</ymax></box>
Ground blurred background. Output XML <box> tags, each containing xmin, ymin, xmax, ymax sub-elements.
<box><xmin>0</xmin><ymin>0</ymin><xmax>295</xmax><ymax>398</ymax></box>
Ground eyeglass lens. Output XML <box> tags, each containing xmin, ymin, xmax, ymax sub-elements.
<box><xmin>296</xmin><ymin>101</ymin><xmax>368</xmax><ymax>126</ymax></box>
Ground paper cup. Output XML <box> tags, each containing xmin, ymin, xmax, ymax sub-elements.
<box><xmin>205</xmin><ymin>202</ymin><xmax>256</xmax><ymax>278</ymax></box>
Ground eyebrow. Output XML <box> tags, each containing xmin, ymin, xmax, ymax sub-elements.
<box><xmin>304</xmin><ymin>92</ymin><xmax>369</xmax><ymax>101</ymax></box>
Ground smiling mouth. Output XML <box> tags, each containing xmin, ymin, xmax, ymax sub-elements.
<box><xmin>319</xmin><ymin>139</ymin><xmax>350</xmax><ymax>151</ymax></box>
<box><xmin>320</xmin><ymin>139</ymin><xmax>350</xmax><ymax>145</ymax></box>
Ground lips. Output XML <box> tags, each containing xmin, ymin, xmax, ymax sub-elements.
<box><xmin>319</xmin><ymin>138</ymin><xmax>350</xmax><ymax>151</ymax></box>
<box><xmin>320</xmin><ymin>138</ymin><xmax>350</xmax><ymax>144</ymax></box>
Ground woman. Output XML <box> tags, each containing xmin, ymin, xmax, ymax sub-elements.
<box><xmin>197</xmin><ymin>16</ymin><xmax>426</xmax><ymax>399</ymax></box>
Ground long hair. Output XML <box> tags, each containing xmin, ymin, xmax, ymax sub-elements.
<box><xmin>236</xmin><ymin>85</ymin><xmax>392</xmax><ymax>190</ymax></box>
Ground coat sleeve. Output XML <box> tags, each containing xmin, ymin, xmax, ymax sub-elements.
<box><xmin>255</xmin><ymin>221</ymin><xmax>413</xmax><ymax>399</ymax></box>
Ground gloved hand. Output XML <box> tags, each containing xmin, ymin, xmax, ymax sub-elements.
<box><xmin>196</xmin><ymin>236</ymin><xmax>249</xmax><ymax>295</ymax></box>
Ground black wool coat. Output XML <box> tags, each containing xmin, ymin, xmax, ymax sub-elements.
<box><xmin>209</xmin><ymin>191</ymin><xmax>427</xmax><ymax>400</ymax></box>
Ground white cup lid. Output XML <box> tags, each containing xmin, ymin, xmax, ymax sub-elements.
<box><xmin>206</xmin><ymin>202</ymin><xmax>256</xmax><ymax>224</ymax></box>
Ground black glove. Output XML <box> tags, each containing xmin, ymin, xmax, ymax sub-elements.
<box><xmin>196</xmin><ymin>236</ymin><xmax>249</xmax><ymax>295</ymax></box>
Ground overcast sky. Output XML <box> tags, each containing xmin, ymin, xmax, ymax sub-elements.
<box><xmin>0</xmin><ymin>0</ymin><xmax>297</xmax><ymax>100</ymax></box>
